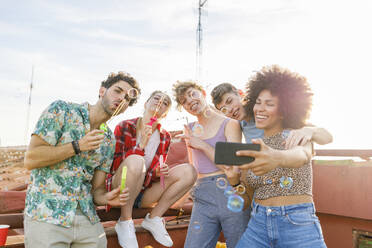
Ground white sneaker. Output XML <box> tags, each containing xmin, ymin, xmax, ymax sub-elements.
<box><xmin>141</xmin><ymin>213</ymin><xmax>173</xmax><ymax>247</ymax></box>
<box><xmin>115</xmin><ymin>219</ymin><xmax>139</xmax><ymax>248</ymax></box>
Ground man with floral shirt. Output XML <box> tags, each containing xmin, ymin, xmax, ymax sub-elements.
<box><xmin>23</xmin><ymin>72</ymin><xmax>140</xmax><ymax>248</ymax></box>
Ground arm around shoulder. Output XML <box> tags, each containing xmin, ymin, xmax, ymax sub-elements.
<box><xmin>278</xmin><ymin>142</ymin><xmax>313</xmax><ymax>169</ymax></box>
<box><xmin>225</xmin><ymin>119</ymin><xmax>242</xmax><ymax>143</ymax></box>
<box><xmin>309</xmin><ymin>126</ymin><xmax>333</xmax><ymax>145</ymax></box>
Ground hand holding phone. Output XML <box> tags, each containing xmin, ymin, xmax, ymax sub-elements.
<box><xmin>214</xmin><ymin>142</ymin><xmax>261</xmax><ymax>165</ymax></box>
<box><xmin>236</xmin><ymin>139</ymin><xmax>284</xmax><ymax>175</ymax></box>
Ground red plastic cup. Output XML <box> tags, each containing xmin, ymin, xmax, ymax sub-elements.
<box><xmin>0</xmin><ymin>225</ymin><xmax>10</xmax><ymax>246</ymax></box>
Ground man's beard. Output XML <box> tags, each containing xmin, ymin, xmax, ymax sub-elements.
<box><xmin>101</xmin><ymin>93</ymin><xmax>113</xmax><ymax>116</ymax></box>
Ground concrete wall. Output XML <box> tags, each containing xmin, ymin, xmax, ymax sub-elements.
<box><xmin>313</xmin><ymin>162</ymin><xmax>372</xmax><ymax>248</ymax></box>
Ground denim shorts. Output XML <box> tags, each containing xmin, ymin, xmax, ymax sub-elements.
<box><xmin>184</xmin><ymin>174</ymin><xmax>251</xmax><ymax>248</ymax></box>
<box><xmin>133</xmin><ymin>191</ymin><xmax>144</xmax><ymax>208</ymax></box>
<box><xmin>236</xmin><ymin>200</ymin><xmax>327</xmax><ymax>248</ymax></box>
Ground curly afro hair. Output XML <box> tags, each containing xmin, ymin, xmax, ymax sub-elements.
<box><xmin>244</xmin><ymin>65</ymin><xmax>313</xmax><ymax>129</ymax></box>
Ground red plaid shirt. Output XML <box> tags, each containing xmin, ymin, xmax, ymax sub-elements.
<box><xmin>106</xmin><ymin>117</ymin><xmax>171</xmax><ymax>204</ymax></box>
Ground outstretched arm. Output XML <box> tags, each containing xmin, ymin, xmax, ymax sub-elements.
<box><xmin>307</xmin><ymin>126</ymin><xmax>333</xmax><ymax>145</ymax></box>
<box><xmin>182</xmin><ymin>124</ymin><xmax>215</xmax><ymax>163</ymax></box>
<box><xmin>221</xmin><ymin>119</ymin><xmax>244</xmax><ymax>183</ymax></box>
<box><xmin>285</xmin><ymin>126</ymin><xmax>333</xmax><ymax>148</ymax></box>
<box><xmin>237</xmin><ymin>139</ymin><xmax>312</xmax><ymax>176</ymax></box>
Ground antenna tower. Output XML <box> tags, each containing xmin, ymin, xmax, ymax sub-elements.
<box><xmin>196</xmin><ymin>0</ymin><xmax>208</xmax><ymax>85</ymax></box>
<box><xmin>24</xmin><ymin>65</ymin><xmax>34</xmax><ymax>145</ymax></box>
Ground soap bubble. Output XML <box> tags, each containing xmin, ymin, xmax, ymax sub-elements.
<box><xmin>220</xmin><ymin>106</ymin><xmax>230</xmax><ymax>115</ymax></box>
<box><xmin>235</xmin><ymin>184</ymin><xmax>246</xmax><ymax>195</ymax></box>
<box><xmin>190</xmin><ymin>90</ymin><xmax>201</xmax><ymax>100</ymax></box>
<box><xmin>280</xmin><ymin>176</ymin><xmax>293</xmax><ymax>189</ymax></box>
<box><xmin>266</xmin><ymin>179</ymin><xmax>273</xmax><ymax>185</ymax></box>
<box><xmin>190</xmin><ymin>221</ymin><xmax>202</xmax><ymax>234</ymax></box>
<box><xmin>281</xmin><ymin>129</ymin><xmax>290</xmax><ymax>141</ymax></box>
<box><xmin>127</xmin><ymin>88</ymin><xmax>139</xmax><ymax>99</ymax></box>
<box><xmin>192</xmin><ymin>123</ymin><xmax>204</xmax><ymax>137</ymax></box>
<box><xmin>216</xmin><ymin>177</ymin><xmax>228</xmax><ymax>189</ymax></box>
<box><xmin>224</xmin><ymin>186</ymin><xmax>236</xmax><ymax>197</ymax></box>
<box><xmin>227</xmin><ymin>194</ymin><xmax>244</xmax><ymax>212</ymax></box>
<box><xmin>203</xmin><ymin>107</ymin><xmax>212</xmax><ymax>118</ymax></box>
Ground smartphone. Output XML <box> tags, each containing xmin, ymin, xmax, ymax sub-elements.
<box><xmin>214</xmin><ymin>142</ymin><xmax>261</xmax><ymax>165</ymax></box>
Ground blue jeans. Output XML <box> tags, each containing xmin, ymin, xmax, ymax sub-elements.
<box><xmin>184</xmin><ymin>174</ymin><xmax>251</xmax><ymax>248</ymax></box>
<box><xmin>236</xmin><ymin>200</ymin><xmax>327</xmax><ymax>248</ymax></box>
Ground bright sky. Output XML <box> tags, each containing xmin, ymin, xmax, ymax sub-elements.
<box><xmin>1</xmin><ymin>0</ymin><xmax>371</xmax><ymax>149</ymax></box>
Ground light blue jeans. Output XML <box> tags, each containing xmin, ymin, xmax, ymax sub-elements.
<box><xmin>236</xmin><ymin>200</ymin><xmax>327</xmax><ymax>248</ymax></box>
<box><xmin>184</xmin><ymin>174</ymin><xmax>251</xmax><ymax>248</ymax></box>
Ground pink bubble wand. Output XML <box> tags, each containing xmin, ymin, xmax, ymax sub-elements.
<box><xmin>147</xmin><ymin>95</ymin><xmax>165</xmax><ymax>126</ymax></box>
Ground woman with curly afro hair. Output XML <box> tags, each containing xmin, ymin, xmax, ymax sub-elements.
<box><xmin>234</xmin><ymin>65</ymin><xmax>327</xmax><ymax>248</ymax></box>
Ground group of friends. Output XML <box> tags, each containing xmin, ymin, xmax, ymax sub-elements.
<box><xmin>23</xmin><ymin>65</ymin><xmax>332</xmax><ymax>248</ymax></box>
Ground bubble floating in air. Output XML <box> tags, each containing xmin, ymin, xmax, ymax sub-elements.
<box><xmin>216</xmin><ymin>177</ymin><xmax>228</xmax><ymax>189</ymax></box>
<box><xmin>190</xmin><ymin>221</ymin><xmax>203</xmax><ymax>234</ymax></box>
<box><xmin>227</xmin><ymin>194</ymin><xmax>244</xmax><ymax>212</ymax></box>
<box><xmin>192</xmin><ymin>123</ymin><xmax>204</xmax><ymax>137</ymax></box>
<box><xmin>224</xmin><ymin>186</ymin><xmax>236</xmax><ymax>197</ymax></box>
<box><xmin>280</xmin><ymin>176</ymin><xmax>293</xmax><ymax>189</ymax></box>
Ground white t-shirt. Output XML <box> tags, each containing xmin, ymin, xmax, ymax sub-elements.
<box><xmin>138</xmin><ymin>130</ymin><xmax>160</xmax><ymax>169</ymax></box>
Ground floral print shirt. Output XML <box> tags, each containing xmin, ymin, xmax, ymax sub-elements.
<box><xmin>24</xmin><ymin>100</ymin><xmax>115</xmax><ymax>227</ymax></box>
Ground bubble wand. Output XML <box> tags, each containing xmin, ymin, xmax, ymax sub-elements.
<box><xmin>147</xmin><ymin>95</ymin><xmax>165</xmax><ymax>126</ymax></box>
<box><xmin>120</xmin><ymin>166</ymin><xmax>127</xmax><ymax>193</ymax></box>
<box><xmin>99</xmin><ymin>99</ymin><xmax>129</xmax><ymax>132</ymax></box>
<box><xmin>100</xmin><ymin>88</ymin><xmax>139</xmax><ymax>132</ymax></box>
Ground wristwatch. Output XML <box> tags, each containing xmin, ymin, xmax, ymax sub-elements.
<box><xmin>72</xmin><ymin>140</ymin><xmax>81</xmax><ymax>155</ymax></box>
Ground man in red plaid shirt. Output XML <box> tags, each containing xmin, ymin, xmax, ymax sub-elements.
<box><xmin>106</xmin><ymin>91</ymin><xmax>197</xmax><ymax>248</ymax></box>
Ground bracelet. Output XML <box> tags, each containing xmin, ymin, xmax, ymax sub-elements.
<box><xmin>231</xmin><ymin>181</ymin><xmax>241</xmax><ymax>187</ymax></box>
<box><xmin>72</xmin><ymin>140</ymin><xmax>81</xmax><ymax>155</ymax></box>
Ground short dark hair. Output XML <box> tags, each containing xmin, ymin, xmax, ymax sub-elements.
<box><xmin>100</xmin><ymin>71</ymin><xmax>141</xmax><ymax>106</ymax></box>
<box><xmin>172</xmin><ymin>81</ymin><xmax>204</xmax><ymax>110</ymax></box>
<box><xmin>210</xmin><ymin>83</ymin><xmax>239</xmax><ymax>108</ymax></box>
<box><xmin>244</xmin><ymin>65</ymin><xmax>313</xmax><ymax>129</ymax></box>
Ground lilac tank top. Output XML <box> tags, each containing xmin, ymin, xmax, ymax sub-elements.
<box><xmin>189</xmin><ymin>118</ymin><xmax>230</xmax><ymax>174</ymax></box>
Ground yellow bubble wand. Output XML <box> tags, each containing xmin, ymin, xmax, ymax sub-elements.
<box><xmin>120</xmin><ymin>167</ymin><xmax>127</xmax><ymax>193</ymax></box>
